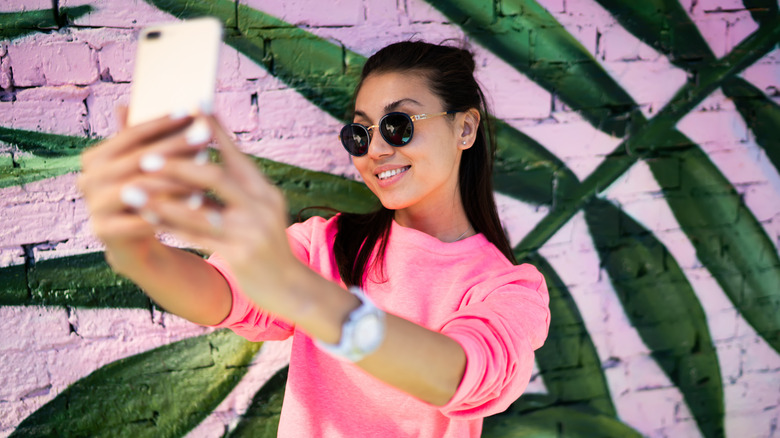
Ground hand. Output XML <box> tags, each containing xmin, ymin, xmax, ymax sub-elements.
<box><xmin>77</xmin><ymin>107</ymin><xmax>210</xmax><ymax>261</ymax></box>
<box><xmin>138</xmin><ymin>115</ymin><xmax>301</xmax><ymax>312</ymax></box>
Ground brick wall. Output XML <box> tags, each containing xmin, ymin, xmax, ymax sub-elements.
<box><xmin>1</xmin><ymin>0</ymin><xmax>778</xmax><ymax>436</ymax></box>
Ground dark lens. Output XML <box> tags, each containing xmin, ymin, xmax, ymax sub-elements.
<box><xmin>340</xmin><ymin>124</ymin><xmax>370</xmax><ymax>156</ymax></box>
<box><xmin>381</xmin><ymin>113</ymin><xmax>413</xmax><ymax>146</ymax></box>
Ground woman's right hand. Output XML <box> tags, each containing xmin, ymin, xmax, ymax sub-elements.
<box><xmin>77</xmin><ymin>108</ymin><xmax>212</xmax><ymax>267</ymax></box>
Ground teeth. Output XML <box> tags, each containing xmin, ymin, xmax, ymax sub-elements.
<box><xmin>377</xmin><ymin>167</ymin><xmax>408</xmax><ymax>180</ymax></box>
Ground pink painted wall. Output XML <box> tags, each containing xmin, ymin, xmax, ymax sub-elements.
<box><xmin>1</xmin><ymin>0</ymin><xmax>779</xmax><ymax>436</ymax></box>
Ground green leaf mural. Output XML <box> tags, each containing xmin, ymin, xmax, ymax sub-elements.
<box><xmin>227</xmin><ymin>366</ymin><xmax>288</xmax><ymax>438</ymax></box>
<box><xmin>10</xmin><ymin>330</ymin><xmax>261</xmax><ymax>437</ymax></box>
<box><xmin>722</xmin><ymin>76</ymin><xmax>780</xmax><ymax>174</ymax></box>
<box><xmin>483</xmin><ymin>395</ymin><xmax>642</xmax><ymax>438</ymax></box>
<box><xmin>0</xmin><ymin>127</ymin><xmax>99</xmax><ymax>189</ymax></box>
<box><xmin>522</xmin><ymin>253</ymin><xmax>617</xmax><ymax>417</ymax></box>
<box><xmin>0</xmin><ymin>6</ymin><xmax>93</xmax><ymax>41</ymax></box>
<box><xmin>585</xmin><ymin>198</ymin><xmax>724</xmax><ymax>437</ymax></box>
<box><xmin>2</xmin><ymin>0</ymin><xmax>779</xmax><ymax>436</ymax></box>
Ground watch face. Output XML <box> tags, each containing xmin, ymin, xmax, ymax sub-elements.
<box><xmin>354</xmin><ymin>313</ymin><xmax>383</xmax><ymax>352</ymax></box>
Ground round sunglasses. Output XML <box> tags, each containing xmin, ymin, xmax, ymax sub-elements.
<box><xmin>339</xmin><ymin>111</ymin><xmax>457</xmax><ymax>157</ymax></box>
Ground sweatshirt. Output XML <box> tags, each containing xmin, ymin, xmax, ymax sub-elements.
<box><xmin>207</xmin><ymin>215</ymin><xmax>550</xmax><ymax>437</ymax></box>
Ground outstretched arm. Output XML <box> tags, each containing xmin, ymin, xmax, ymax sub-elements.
<box><xmin>78</xmin><ymin>110</ymin><xmax>232</xmax><ymax>325</ymax></box>
<box><xmin>141</xmin><ymin>116</ymin><xmax>467</xmax><ymax>406</ymax></box>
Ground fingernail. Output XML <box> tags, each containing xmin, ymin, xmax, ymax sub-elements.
<box><xmin>120</xmin><ymin>185</ymin><xmax>148</xmax><ymax>208</ymax></box>
<box><xmin>140</xmin><ymin>210</ymin><xmax>160</xmax><ymax>225</ymax></box>
<box><xmin>194</xmin><ymin>149</ymin><xmax>209</xmax><ymax>165</ymax></box>
<box><xmin>139</xmin><ymin>153</ymin><xmax>165</xmax><ymax>172</ymax></box>
<box><xmin>186</xmin><ymin>120</ymin><xmax>211</xmax><ymax>146</ymax></box>
<box><xmin>170</xmin><ymin>107</ymin><xmax>190</xmax><ymax>120</ymax></box>
<box><xmin>187</xmin><ymin>193</ymin><xmax>204</xmax><ymax>210</ymax></box>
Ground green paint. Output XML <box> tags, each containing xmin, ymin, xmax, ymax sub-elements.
<box><xmin>426</xmin><ymin>0</ymin><xmax>637</xmax><ymax>137</ymax></box>
<box><xmin>0</xmin><ymin>127</ymin><xmax>99</xmax><ymax>188</ymax></box>
<box><xmin>0</xmin><ymin>6</ymin><xmax>92</xmax><ymax>41</ymax></box>
<box><xmin>743</xmin><ymin>0</ymin><xmax>780</xmax><ymax>27</ymax></box>
<box><xmin>593</xmin><ymin>0</ymin><xmax>715</xmax><ymax>65</ymax></box>
<box><xmin>483</xmin><ymin>396</ymin><xmax>642</xmax><ymax>437</ymax></box>
<box><xmin>493</xmin><ymin>119</ymin><xmax>579</xmax><ymax>206</ymax></box>
<box><xmin>722</xmin><ymin>77</ymin><xmax>780</xmax><ymax>175</ymax></box>
<box><xmin>580</xmin><ymin>0</ymin><xmax>780</xmax><ymax>358</ymax></box>
<box><xmin>145</xmin><ymin>0</ymin><xmax>573</xmax><ymax>208</ymax></box>
<box><xmin>251</xmin><ymin>156</ymin><xmax>379</xmax><ymax>218</ymax></box>
<box><xmin>0</xmin><ymin>252</ymin><xmax>152</xmax><ymax>309</ymax></box>
<box><xmin>11</xmin><ymin>330</ymin><xmax>261</xmax><ymax>437</ymax></box>
<box><xmin>648</xmin><ymin>146</ymin><xmax>780</xmax><ymax>353</ymax></box>
<box><xmin>522</xmin><ymin>253</ymin><xmax>616</xmax><ymax>417</ymax></box>
<box><xmin>585</xmin><ymin>199</ymin><xmax>724</xmax><ymax>438</ymax></box>
<box><xmin>228</xmin><ymin>366</ymin><xmax>288</xmax><ymax>438</ymax></box>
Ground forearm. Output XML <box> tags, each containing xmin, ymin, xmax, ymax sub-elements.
<box><xmin>106</xmin><ymin>240</ymin><xmax>232</xmax><ymax>325</ymax></box>
<box><xmin>264</xmin><ymin>263</ymin><xmax>466</xmax><ymax>406</ymax></box>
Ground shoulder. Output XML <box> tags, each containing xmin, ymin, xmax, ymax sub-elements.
<box><xmin>287</xmin><ymin>214</ymin><xmax>340</xmax><ymax>245</ymax></box>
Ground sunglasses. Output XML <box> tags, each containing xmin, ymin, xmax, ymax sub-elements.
<box><xmin>339</xmin><ymin>111</ymin><xmax>457</xmax><ymax>157</ymax></box>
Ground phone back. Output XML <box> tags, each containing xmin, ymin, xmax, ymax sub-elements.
<box><xmin>127</xmin><ymin>18</ymin><xmax>222</xmax><ymax>126</ymax></box>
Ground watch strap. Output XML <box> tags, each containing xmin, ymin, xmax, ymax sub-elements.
<box><xmin>315</xmin><ymin>286</ymin><xmax>386</xmax><ymax>362</ymax></box>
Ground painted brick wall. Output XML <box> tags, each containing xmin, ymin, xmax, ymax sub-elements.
<box><xmin>1</xmin><ymin>0</ymin><xmax>779</xmax><ymax>437</ymax></box>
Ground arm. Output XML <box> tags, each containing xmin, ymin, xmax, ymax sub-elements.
<box><xmin>78</xmin><ymin>110</ymin><xmax>232</xmax><ymax>325</ymax></box>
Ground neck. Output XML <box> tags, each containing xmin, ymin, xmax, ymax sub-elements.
<box><xmin>394</xmin><ymin>195</ymin><xmax>473</xmax><ymax>243</ymax></box>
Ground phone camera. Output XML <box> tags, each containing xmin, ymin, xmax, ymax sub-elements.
<box><xmin>145</xmin><ymin>31</ymin><xmax>162</xmax><ymax>40</ymax></box>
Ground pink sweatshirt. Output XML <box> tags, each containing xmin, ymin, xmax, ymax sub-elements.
<box><xmin>207</xmin><ymin>215</ymin><xmax>550</xmax><ymax>437</ymax></box>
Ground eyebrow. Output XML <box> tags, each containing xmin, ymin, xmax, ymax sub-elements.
<box><xmin>353</xmin><ymin>98</ymin><xmax>423</xmax><ymax>121</ymax></box>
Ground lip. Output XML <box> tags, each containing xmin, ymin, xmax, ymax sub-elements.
<box><xmin>374</xmin><ymin>165</ymin><xmax>411</xmax><ymax>188</ymax></box>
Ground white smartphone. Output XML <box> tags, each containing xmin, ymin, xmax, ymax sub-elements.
<box><xmin>127</xmin><ymin>17</ymin><xmax>223</xmax><ymax>126</ymax></box>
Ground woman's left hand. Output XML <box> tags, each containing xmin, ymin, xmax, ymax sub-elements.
<box><xmin>141</xmin><ymin>115</ymin><xmax>303</xmax><ymax>312</ymax></box>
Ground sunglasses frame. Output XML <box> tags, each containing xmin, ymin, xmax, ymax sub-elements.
<box><xmin>340</xmin><ymin>110</ymin><xmax>457</xmax><ymax>157</ymax></box>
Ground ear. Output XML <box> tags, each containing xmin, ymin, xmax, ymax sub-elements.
<box><xmin>458</xmin><ymin>108</ymin><xmax>480</xmax><ymax>150</ymax></box>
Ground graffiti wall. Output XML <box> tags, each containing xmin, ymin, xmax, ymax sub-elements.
<box><xmin>1</xmin><ymin>0</ymin><xmax>779</xmax><ymax>436</ymax></box>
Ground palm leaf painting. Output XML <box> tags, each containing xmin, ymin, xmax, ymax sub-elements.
<box><xmin>1</xmin><ymin>0</ymin><xmax>778</xmax><ymax>436</ymax></box>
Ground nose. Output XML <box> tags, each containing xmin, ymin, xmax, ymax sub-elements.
<box><xmin>365</xmin><ymin>126</ymin><xmax>394</xmax><ymax>159</ymax></box>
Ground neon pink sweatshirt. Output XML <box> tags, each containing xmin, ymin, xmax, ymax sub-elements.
<box><xmin>207</xmin><ymin>215</ymin><xmax>550</xmax><ymax>437</ymax></box>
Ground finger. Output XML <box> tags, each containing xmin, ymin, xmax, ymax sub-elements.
<box><xmin>88</xmin><ymin>175</ymin><xmax>199</xmax><ymax>215</ymax></box>
<box><xmin>150</xmin><ymin>197</ymin><xmax>226</xmax><ymax>238</ymax></box>
<box><xmin>83</xmin><ymin>113</ymin><xmax>195</xmax><ymax>169</ymax></box>
<box><xmin>116</xmin><ymin>105</ymin><xmax>128</xmax><ymax>131</ymax></box>
<box><xmin>90</xmin><ymin>212</ymin><xmax>156</xmax><ymax>242</ymax></box>
<box><xmin>82</xmin><ymin>127</ymin><xmax>210</xmax><ymax>188</ymax></box>
<box><xmin>206</xmin><ymin>115</ymin><xmax>273</xmax><ymax>190</ymax></box>
<box><xmin>154</xmin><ymin>157</ymin><xmax>252</xmax><ymax>207</ymax></box>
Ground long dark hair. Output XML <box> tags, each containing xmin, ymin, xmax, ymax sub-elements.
<box><xmin>334</xmin><ymin>41</ymin><xmax>516</xmax><ymax>288</ymax></box>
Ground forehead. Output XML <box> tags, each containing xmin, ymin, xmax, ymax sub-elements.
<box><xmin>355</xmin><ymin>71</ymin><xmax>440</xmax><ymax>113</ymax></box>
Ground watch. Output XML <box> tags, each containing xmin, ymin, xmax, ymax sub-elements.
<box><xmin>315</xmin><ymin>286</ymin><xmax>386</xmax><ymax>362</ymax></box>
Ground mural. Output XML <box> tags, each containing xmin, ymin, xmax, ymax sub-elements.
<box><xmin>1</xmin><ymin>0</ymin><xmax>778</xmax><ymax>436</ymax></box>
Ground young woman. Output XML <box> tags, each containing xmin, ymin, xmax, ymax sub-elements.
<box><xmin>78</xmin><ymin>41</ymin><xmax>550</xmax><ymax>437</ymax></box>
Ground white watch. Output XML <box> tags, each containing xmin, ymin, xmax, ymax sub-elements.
<box><xmin>315</xmin><ymin>287</ymin><xmax>386</xmax><ymax>362</ymax></box>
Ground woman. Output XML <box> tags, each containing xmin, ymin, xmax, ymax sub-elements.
<box><xmin>78</xmin><ymin>40</ymin><xmax>550</xmax><ymax>437</ymax></box>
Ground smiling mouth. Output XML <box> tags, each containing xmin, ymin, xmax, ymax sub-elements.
<box><xmin>377</xmin><ymin>166</ymin><xmax>410</xmax><ymax>180</ymax></box>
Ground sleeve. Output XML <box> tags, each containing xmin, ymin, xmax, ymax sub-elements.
<box><xmin>438</xmin><ymin>264</ymin><xmax>550</xmax><ymax>419</ymax></box>
<box><xmin>204</xmin><ymin>216</ymin><xmax>327</xmax><ymax>342</ymax></box>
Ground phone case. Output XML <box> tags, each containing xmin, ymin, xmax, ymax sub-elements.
<box><xmin>127</xmin><ymin>17</ymin><xmax>223</xmax><ymax>126</ymax></box>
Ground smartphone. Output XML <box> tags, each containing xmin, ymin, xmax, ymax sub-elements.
<box><xmin>127</xmin><ymin>17</ymin><xmax>223</xmax><ymax>126</ymax></box>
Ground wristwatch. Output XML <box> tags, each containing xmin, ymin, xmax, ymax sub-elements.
<box><xmin>315</xmin><ymin>286</ymin><xmax>386</xmax><ymax>362</ymax></box>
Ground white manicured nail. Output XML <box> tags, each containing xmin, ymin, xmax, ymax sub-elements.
<box><xmin>140</xmin><ymin>210</ymin><xmax>160</xmax><ymax>225</ymax></box>
<box><xmin>185</xmin><ymin>120</ymin><xmax>211</xmax><ymax>145</ymax></box>
<box><xmin>139</xmin><ymin>153</ymin><xmax>165</xmax><ymax>172</ymax></box>
<box><xmin>120</xmin><ymin>185</ymin><xmax>148</xmax><ymax>208</ymax></box>
<box><xmin>194</xmin><ymin>149</ymin><xmax>209</xmax><ymax>165</ymax></box>
<box><xmin>187</xmin><ymin>193</ymin><xmax>204</xmax><ymax>210</ymax></box>
<box><xmin>170</xmin><ymin>107</ymin><xmax>190</xmax><ymax>120</ymax></box>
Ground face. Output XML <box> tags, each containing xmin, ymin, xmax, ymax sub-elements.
<box><xmin>351</xmin><ymin>71</ymin><xmax>473</xmax><ymax>217</ymax></box>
